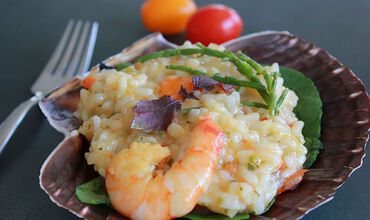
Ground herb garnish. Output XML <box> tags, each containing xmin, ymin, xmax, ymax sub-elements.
<box><xmin>179</xmin><ymin>86</ymin><xmax>199</xmax><ymax>100</ymax></box>
<box><xmin>138</xmin><ymin>44</ymin><xmax>287</xmax><ymax>116</ymax></box>
<box><xmin>116</xmin><ymin>62</ymin><xmax>132</xmax><ymax>71</ymax></box>
<box><xmin>131</xmin><ymin>96</ymin><xmax>181</xmax><ymax>132</ymax></box>
<box><xmin>192</xmin><ymin>75</ymin><xmax>235</xmax><ymax>92</ymax></box>
<box><xmin>75</xmin><ymin>176</ymin><xmax>111</xmax><ymax>206</ymax></box>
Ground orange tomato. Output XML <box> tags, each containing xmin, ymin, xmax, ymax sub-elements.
<box><xmin>159</xmin><ymin>76</ymin><xmax>194</xmax><ymax>100</ymax></box>
<box><xmin>141</xmin><ymin>0</ymin><xmax>197</xmax><ymax>35</ymax></box>
<box><xmin>82</xmin><ymin>76</ymin><xmax>96</xmax><ymax>89</ymax></box>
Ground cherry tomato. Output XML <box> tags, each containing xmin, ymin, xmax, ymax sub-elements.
<box><xmin>186</xmin><ymin>4</ymin><xmax>243</xmax><ymax>45</ymax></box>
<box><xmin>141</xmin><ymin>0</ymin><xmax>197</xmax><ymax>35</ymax></box>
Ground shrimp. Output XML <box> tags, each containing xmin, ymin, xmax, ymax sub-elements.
<box><xmin>277</xmin><ymin>168</ymin><xmax>307</xmax><ymax>194</ymax></box>
<box><xmin>105</xmin><ymin>118</ymin><xmax>223</xmax><ymax>220</ymax></box>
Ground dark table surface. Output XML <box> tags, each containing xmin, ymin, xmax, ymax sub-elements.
<box><xmin>0</xmin><ymin>0</ymin><xmax>369</xmax><ymax>219</ymax></box>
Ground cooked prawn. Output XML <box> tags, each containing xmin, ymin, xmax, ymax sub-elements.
<box><xmin>277</xmin><ymin>168</ymin><xmax>307</xmax><ymax>194</ymax></box>
<box><xmin>105</xmin><ymin>118</ymin><xmax>223</xmax><ymax>220</ymax></box>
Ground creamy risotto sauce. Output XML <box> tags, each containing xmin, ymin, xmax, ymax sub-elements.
<box><xmin>76</xmin><ymin>43</ymin><xmax>306</xmax><ymax>217</ymax></box>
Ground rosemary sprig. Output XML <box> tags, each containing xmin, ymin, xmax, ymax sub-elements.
<box><xmin>138</xmin><ymin>47</ymin><xmax>257</xmax><ymax>82</ymax></box>
<box><xmin>237</xmin><ymin>51</ymin><xmax>273</xmax><ymax>91</ymax></box>
<box><xmin>166</xmin><ymin>65</ymin><xmax>266</xmax><ymax>91</ymax></box>
<box><xmin>276</xmin><ymin>89</ymin><xmax>289</xmax><ymax>110</ymax></box>
<box><xmin>138</xmin><ymin>46</ymin><xmax>288</xmax><ymax>116</ymax></box>
<box><xmin>241</xmin><ymin>101</ymin><xmax>269</xmax><ymax>109</ymax></box>
<box><xmin>115</xmin><ymin>62</ymin><xmax>132</xmax><ymax>71</ymax></box>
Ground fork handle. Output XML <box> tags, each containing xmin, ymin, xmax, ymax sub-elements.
<box><xmin>0</xmin><ymin>96</ymin><xmax>41</xmax><ymax>154</ymax></box>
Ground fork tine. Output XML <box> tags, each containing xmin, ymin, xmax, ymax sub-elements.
<box><xmin>53</xmin><ymin>20</ymin><xmax>83</xmax><ymax>76</ymax></box>
<box><xmin>31</xmin><ymin>20</ymin><xmax>98</xmax><ymax>95</ymax></box>
<box><xmin>31</xmin><ymin>20</ymin><xmax>76</xmax><ymax>94</ymax></box>
<box><xmin>39</xmin><ymin>20</ymin><xmax>75</xmax><ymax>76</ymax></box>
<box><xmin>64</xmin><ymin>21</ymin><xmax>91</xmax><ymax>78</ymax></box>
<box><xmin>77</xmin><ymin>21</ymin><xmax>99</xmax><ymax>76</ymax></box>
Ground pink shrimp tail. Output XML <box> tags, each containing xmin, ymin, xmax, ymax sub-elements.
<box><xmin>198</xmin><ymin>117</ymin><xmax>223</xmax><ymax>156</ymax></box>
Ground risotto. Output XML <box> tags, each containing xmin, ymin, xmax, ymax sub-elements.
<box><xmin>76</xmin><ymin>42</ymin><xmax>306</xmax><ymax>217</ymax></box>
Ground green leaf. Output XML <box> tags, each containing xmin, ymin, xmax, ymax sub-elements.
<box><xmin>280</xmin><ymin>67</ymin><xmax>323</xmax><ymax>168</ymax></box>
<box><xmin>303</xmin><ymin>137</ymin><xmax>323</xmax><ymax>168</ymax></box>
<box><xmin>183</xmin><ymin>213</ymin><xmax>249</xmax><ymax>220</ymax></box>
<box><xmin>75</xmin><ymin>176</ymin><xmax>111</xmax><ymax>206</ymax></box>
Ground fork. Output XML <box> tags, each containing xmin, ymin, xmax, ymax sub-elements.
<box><xmin>0</xmin><ymin>20</ymin><xmax>99</xmax><ymax>153</ymax></box>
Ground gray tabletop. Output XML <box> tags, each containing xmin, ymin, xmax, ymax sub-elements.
<box><xmin>0</xmin><ymin>0</ymin><xmax>369</xmax><ymax>219</ymax></box>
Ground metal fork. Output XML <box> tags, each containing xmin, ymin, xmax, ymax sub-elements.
<box><xmin>0</xmin><ymin>20</ymin><xmax>99</xmax><ymax>153</ymax></box>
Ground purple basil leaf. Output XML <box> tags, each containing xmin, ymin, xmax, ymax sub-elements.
<box><xmin>178</xmin><ymin>86</ymin><xmax>199</xmax><ymax>100</ymax></box>
<box><xmin>220</xmin><ymin>84</ymin><xmax>236</xmax><ymax>92</ymax></box>
<box><xmin>192</xmin><ymin>75</ymin><xmax>235</xmax><ymax>92</ymax></box>
<box><xmin>192</xmin><ymin>75</ymin><xmax>218</xmax><ymax>91</ymax></box>
<box><xmin>131</xmin><ymin>96</ymin><xmax>181</xmax><ymax>132</ymax></box>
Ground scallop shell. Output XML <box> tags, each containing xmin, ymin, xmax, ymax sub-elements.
<box><xmin>39</xmin><ymin>32</ymin><xmax>370</xmax><ymax>220</ymax></box>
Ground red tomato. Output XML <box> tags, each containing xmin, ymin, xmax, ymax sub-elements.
<box><xmin>186</xmin><ymin>4</ymin><xmax>243</xmax><ymax>45</ymax></box>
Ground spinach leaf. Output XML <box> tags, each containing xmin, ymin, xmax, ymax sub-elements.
<box><xmin>280</xmin><ymin>67</ymin><xmax>323</xmax><ymax>168</ymax></box>
<box><xmin>183</xmin><ymin>213</ymin><xmax>249</xmax><ymax>220</ymax></box>
<box><xmin>75</xmin><ymin>176</ymin><xmax>111</xmax><ymax>206</ymax></box>
<box><xmin>303</xmin><ymin>137</ymin><xmax>323</xmax><ymax>168</ymax></box>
